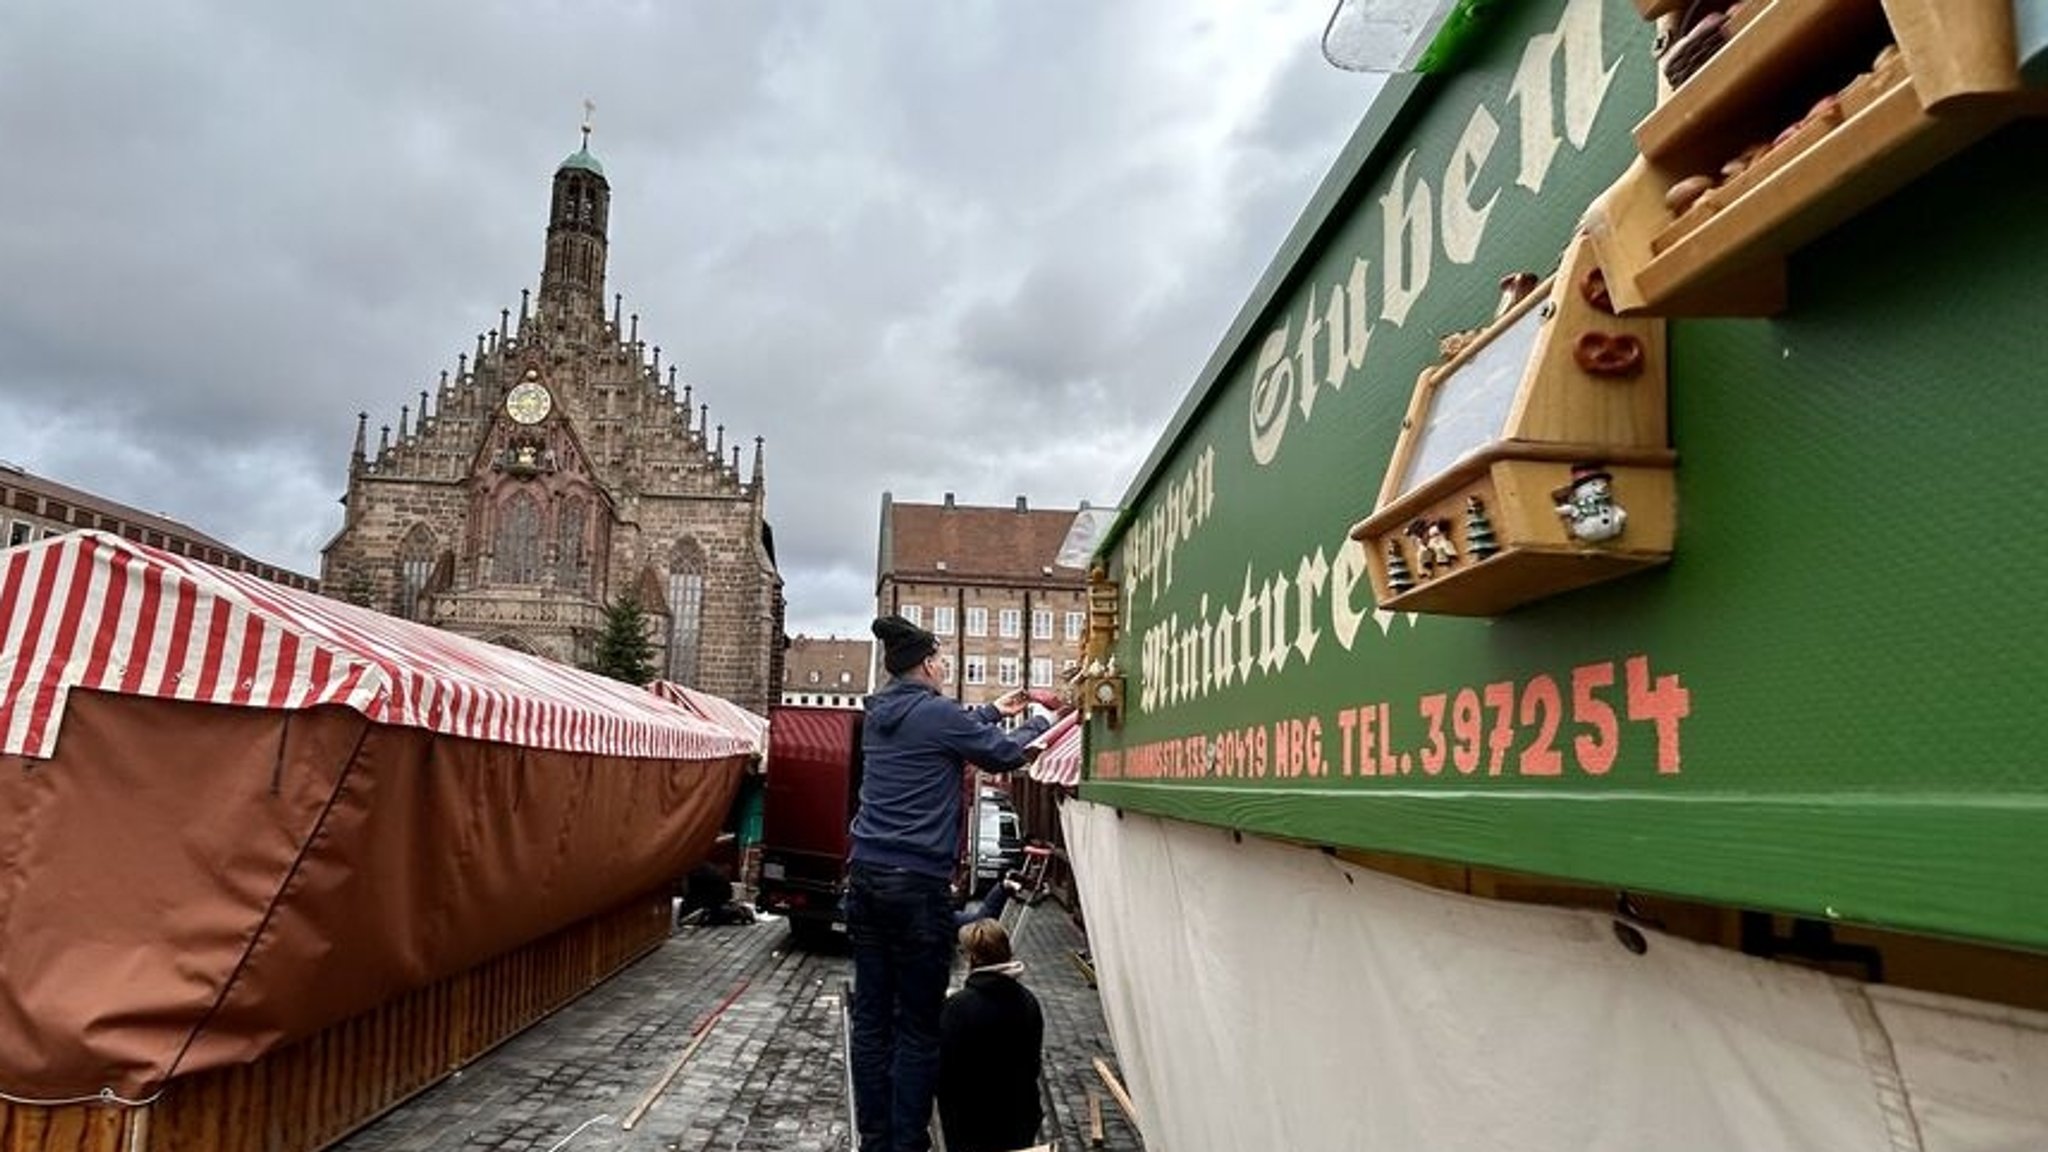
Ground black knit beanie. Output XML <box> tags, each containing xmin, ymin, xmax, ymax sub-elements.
<box><xmin>873</xmin><ymin>614</ymin><xmax>940</xmax><ymax>676</ymax></box>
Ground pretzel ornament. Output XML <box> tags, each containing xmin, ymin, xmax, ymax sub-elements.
<box><xmin>1579</xmin><ymin>266</ymin><xmax>1615</xmax><ymax>314</ymax></box>
<box><xmin>1574</xmin><ymin>332</ymin><xmax>1646</xmax><ymax>378</ymax></box>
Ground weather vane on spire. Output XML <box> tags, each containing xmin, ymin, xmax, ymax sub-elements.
<box><xmin>581</xmin><ymin>98</ymin><xmax>596</xmax><ymax>148</ymax></box>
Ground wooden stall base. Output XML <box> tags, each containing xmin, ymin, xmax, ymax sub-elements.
<box><xmin>1</xmin><ymin>893</ymin><xmax>674</xmax><ymax>1152</ymax></box>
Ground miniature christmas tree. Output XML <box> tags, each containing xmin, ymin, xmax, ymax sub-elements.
<box><xmin>1464</xmin><ymin>495</ymin><xmax>1500</xmax><ymax>560</ymax></box>
<box><xmin>1385</xmin><ymin>540</ymin><xmax>1415</xmax><ymax>594</ymax></box>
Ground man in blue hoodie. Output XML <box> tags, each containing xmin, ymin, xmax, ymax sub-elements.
<box><xmin>848</xmin><ymin>614</ymin><xmax>1052</xmax><ymax>1152</ymax></box>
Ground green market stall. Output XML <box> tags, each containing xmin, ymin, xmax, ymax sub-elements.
<box><xmin>1061</xmin><ymin>2</ymin><xmax>2048</xmax><ymax>1148</ymax></box>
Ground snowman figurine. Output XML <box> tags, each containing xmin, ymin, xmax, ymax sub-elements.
<box><xmin>1553</xmin><ymin>464</ymin><xmax>1628</xmax><ymax>543</ymax></box>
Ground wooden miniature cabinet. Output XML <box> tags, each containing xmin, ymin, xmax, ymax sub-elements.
<box><xmin>1079</xmin><ymin>562</ymin><xmax>1125</xmax><ymax>728</ymax></box>
<box><xmin>1589</xmin><ymin>0</ymin><xmax>2041</xmax><ymax>316</ymax></box>
<box><xmin>1349</xmin><ymin>237</ymin><xmax>1675</xmax><ymax>616</ymax></box>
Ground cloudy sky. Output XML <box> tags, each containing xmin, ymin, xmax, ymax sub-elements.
<box><xmin>0</xmin><ymin>1</ymin><xmax>1380</xmax><ymax>638</ymax></box>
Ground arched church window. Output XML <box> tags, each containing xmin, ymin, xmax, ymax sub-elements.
<box><xmin>397</xmin><ymin>523</ymin><xmax>435</xmax><ymax>621</ymax></box>
<box><xmin>497</xmin><ymin>492</ymin><xmax>542</xmax><ymax>585</ymax></box>
<box><xmin>556</xmin><ymin>496</ymin><xmax>587</xmax><ymax>591</ymax></box>
<box><xmin>666</xmin><ymin>540</ymin><xmax>705</xmax><ymax>686</ymax></box>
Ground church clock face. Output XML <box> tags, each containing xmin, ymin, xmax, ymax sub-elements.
<box><xmin>505</xmin><ymin>379</ymin><xmax>553</xmax><ymax>425</ymax></box>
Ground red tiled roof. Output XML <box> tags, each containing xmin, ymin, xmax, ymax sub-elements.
<box><xmin>883</xmin><ymin>500</ymin><xmax>1087</xmax><ymax>585</ymax></box>
<box><xmin>783</xmin><ymin>636</ymin><xmax>874</xmax><ymax>692</ymax></box>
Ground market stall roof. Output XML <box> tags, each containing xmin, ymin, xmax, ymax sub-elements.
<box><xmin>0</xmin><ymin>531</ymin><xmax>751</xmax><ymax>761</ymax></box>
<box><xmin>648</xmin><ymin>679</ymin><xmax>768</xmax><ymax>755</ymax></box>
<box><xmin>1027</xmin><ymin>710</ymin><xmax>1083</xmax><ymax>788</ymax></box>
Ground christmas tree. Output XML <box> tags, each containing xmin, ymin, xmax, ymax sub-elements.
<box><xmin>1465</xmin><ymin>495</ymin><xmax>1500</xmax><ymax>560</ymax></box>
<box><xmin>1384</xmin><ymin>540</ymin><xmax>1415</xmax><ymax>594</ymax></box>
<box><xmin>589</xmin><ymin>594</ymin><xmax>658</xmax><ymax>686</ymax></box>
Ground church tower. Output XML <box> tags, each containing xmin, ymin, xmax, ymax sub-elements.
<box><xmin>540</xmin><ymin>125</ymin><xmax>610</xmax><ymax>322</ymax></box>
<box><xmin>321</xmin><ymin>128</ymin><xmax>786</xmax><ymax>712</ymax></box>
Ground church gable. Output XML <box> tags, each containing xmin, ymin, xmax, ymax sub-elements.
<box><xmin>323</xmin><ymin>134</ymin><xmax>783</xmax><ymax>710</ymax></box>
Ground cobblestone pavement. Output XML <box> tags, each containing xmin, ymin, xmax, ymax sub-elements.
<box><xmin>335</xmin><ymin>901</ymin><xmax>1144</xmax><ymax>1152</ymax></box>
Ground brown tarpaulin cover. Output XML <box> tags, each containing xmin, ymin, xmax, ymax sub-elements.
<box><xmin>0</xmin><ymin>691</ymin><xmax>742</xmax><ymax>1100</ymax></box>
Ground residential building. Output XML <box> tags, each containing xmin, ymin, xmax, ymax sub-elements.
<box><xmin>874</xmin><ymin>492</ymin><xmax>1090</xmax><ymax>707</ymax></box>
<box><xmin>0</xmin><ymin>460</ymin><xmax>316</xmax><ymax>589</ymax></box>
<box><xmin>781</xmin><ymin>635</ymin><xmax>874</xmax><ymax>708</ymax></box>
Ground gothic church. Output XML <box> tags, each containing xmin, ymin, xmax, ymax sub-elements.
<box><xmin>321</xmin><ymin>134</ymin><xmax>784</xmax><ymax>711</ymax></box>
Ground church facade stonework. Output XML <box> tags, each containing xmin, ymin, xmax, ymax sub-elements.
<box><xmin>321</xmin><ymin>138</ymin><xmax>784</xmax><ymax>712</ymax></box>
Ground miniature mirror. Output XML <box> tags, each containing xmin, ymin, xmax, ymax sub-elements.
<box><xmin>1393</xmin><ymin>294</ymin><xmax>1547</xmax><ymax>500</ymax></box>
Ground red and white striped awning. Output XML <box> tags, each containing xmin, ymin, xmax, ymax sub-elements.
<box><xmin>1027</xmin><ymin>710</ymin><xmax>1083</xmax><ymax>788</ymax></box>
<box><xmin>0</xmin><ymin>531</ymin><xmax>754</xmax><ymax>762</ymax></box>
<box><xmin>648</xmin><ymin>679</ymin><xmax>768</xmax><ymax>756</ymax></box>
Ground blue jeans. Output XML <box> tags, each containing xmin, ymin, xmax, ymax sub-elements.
<box><xmin>847</xmin><ymin>863</ymin><xmax>955</xmax><ymax>1152</ymax></box>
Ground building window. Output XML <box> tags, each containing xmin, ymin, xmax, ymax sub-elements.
<box><xmin>398</xmin><ymin>524</ymin><xmax>435</xmax><ymax>621</ymax></box>
<box><xmin>998</xmin><ymin>609</ymin><xmax>1020</xmax><ymax>638</ymax></box>
<box><xmin>965</xmin><ymin>607</ymin><xmax>987</xmax><ymax>637</ymax></box>
<box><xmin>963</xmin><ymin>655</ymin><xmax>987</xmax><ymax>686</ymax></box>
<box><xmin>1032</xmin><ymin>609</ymin><xmax>1053</xmax><ymax>640</ymax></box>
<box><xmin>6</xmin><ymin>521</ymin><xmax>30</xmax><ymax>548</ymax></box>
<box><xmin>997</xmin><ymin>656</ymin><xmax>1020</xmax><ymax>687</ymax></box>
<box><xmin>939</xmin><ymin>655</ymin><xmax>955</xmax><ymax>684</ymax></box>
<box><xmin>1030</xmin><ymin>657</ymin><xmax>1053</xmax><ymax>687</ymax></box>
<box><xmin>667</xmin><ymin>541</ymin><xmax>705</xmax><ymax>686</ymax></box>
<box><xmin>556</xmin><ymin>495</ymin><xmax>587</xmax><ymax>591</ymax></box>
<box><xmin>900</xmin><ymin>604</ymin><xmax>922</xmax><ymax>627</ymax></box>
<box><xmin>932</xmin><ymin>605</ymin><xmax>955</xmax><ymax>635</ymax></box>
<box><xmin>1065</xmin><ymin>611</ymin><xmax>1085</xmax><ymax>642</ymax></box>
<box><xmin>497</xmin><ymin>493</ymin><xmax>542</xmax><ymax>585</ymax></box>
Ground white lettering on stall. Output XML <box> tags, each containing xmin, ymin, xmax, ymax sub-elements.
<box><xmin>1246</xmin><ymin>0</ymin><xmax>1616</xmax><ymax>472</ymax></box>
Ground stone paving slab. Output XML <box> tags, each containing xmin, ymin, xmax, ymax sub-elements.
<box><xmin>333</xmin><ymin>904</ymin><xmax>1144</xmax><ymax>1152</ymax></box>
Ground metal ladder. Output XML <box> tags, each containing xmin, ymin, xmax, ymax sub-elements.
<box><xmin>997</xmin><ymin>843</ymin><xmax>1056</xmax><ymax>940</ymax></box>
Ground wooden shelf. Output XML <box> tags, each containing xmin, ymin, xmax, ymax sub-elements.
<box><xmin>1636</xmin><ymin>0</ymin><xmax>1890</xmax><ymax>171</ymax></box>
<box><xmin>1634</xmin><ymin>79</ymin><xmax>2005</xmax><ymax>314</ymax></box>
<box><xmin>1373</xmin><ymin>543</ymin><xmax>1672</xmax><ymax>617</ymax></box>
<box><xmin>1589</xmin><ymin>0</ymin><xmax>2034</xmax><ymax>316</ymax></box>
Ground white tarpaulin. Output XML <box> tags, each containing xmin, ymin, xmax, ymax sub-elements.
<box><xmin>1061</xmin><ymin>801</ymin><xmax>2048</xmax><ymax>1152</ymax></box>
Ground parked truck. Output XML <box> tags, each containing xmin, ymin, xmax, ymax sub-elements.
<box><xmin>756</xmin><ymin>705</ymin><xmax>864</xmax><ymax>947</ymax></box>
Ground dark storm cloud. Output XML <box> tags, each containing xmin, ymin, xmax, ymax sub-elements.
<box><xmin>0</xmin><ymin>1</ymin><xmax>1379</xmax><ymax>639</ymax></box>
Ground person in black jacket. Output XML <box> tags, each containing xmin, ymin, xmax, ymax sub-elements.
<box><xmin>937</xmin><ymin>919</ymin><xmax>1044</xmax><ymax>1152</ymax></box>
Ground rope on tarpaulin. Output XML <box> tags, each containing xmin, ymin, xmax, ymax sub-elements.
<box><xmin>0</xmin><ymin>1083</ymin><xmax>165</xmax><ymax>1108</ymax></box>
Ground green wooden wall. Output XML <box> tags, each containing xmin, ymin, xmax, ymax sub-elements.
<box><xmin>1084</xmin><ymin>0</ymin><xmax>2048</xmax><ymax>952</ymax></box>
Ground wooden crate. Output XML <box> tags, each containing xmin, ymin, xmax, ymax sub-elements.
<box><xmin>1</xmin><ymin>893</ymin><xmax>673</xmax><ymax>1152</ymax></box>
